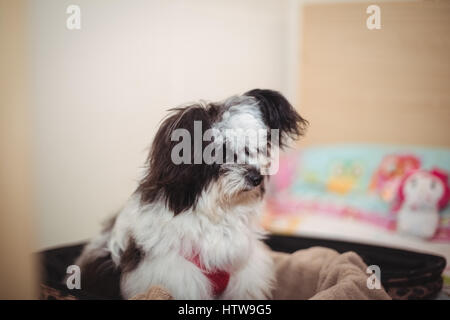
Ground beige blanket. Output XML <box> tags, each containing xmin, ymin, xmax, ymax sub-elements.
<box><xmin>132</xmin><ymin>247</ymin><xmax>391</xmax><ymax>300</ymax></box>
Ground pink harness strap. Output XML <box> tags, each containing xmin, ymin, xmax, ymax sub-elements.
<box><xmin>186</xmin><ymin>254</ymin><xmax>230</xmax><ymax>297</ymax></box>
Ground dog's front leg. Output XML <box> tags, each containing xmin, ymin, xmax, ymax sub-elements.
<box><xmin>220</xmin><ymin>241</ymin><xmax>275</xmax><ymax>300</ymax></box>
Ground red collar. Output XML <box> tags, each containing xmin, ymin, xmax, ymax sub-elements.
<box><xmin>186</xmin><ymin>254</ymin><xmax>230</xmax><ymax>297</ymax></box>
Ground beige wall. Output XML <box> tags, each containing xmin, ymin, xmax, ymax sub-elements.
<box><xmin>30</xmin><ymin>0</ymin><xmax>295</xmax><ymax>249</ymax></box>
<box><xmin>0</xmin><ymin>0</ymin><xmax>38</xmax><ymax>299</ymax></box>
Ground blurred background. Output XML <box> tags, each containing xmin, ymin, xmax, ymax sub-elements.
<box><xmin>28</xmin><ymin>0</ymin><xmax>297</xmax><ymax>250</ymax></box>
<box><xmin>1</xmin><ymin>0</ymin><xmax>449</xmax><ymax>298</ymax></box>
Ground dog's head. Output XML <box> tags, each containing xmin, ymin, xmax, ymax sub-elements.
<box><xmin>137</xmin><ymin>89</ymin><xmax>308</xmax><ymax>215</ymax></box>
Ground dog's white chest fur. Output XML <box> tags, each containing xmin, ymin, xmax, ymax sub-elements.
<box><xmin>92</xmin><ymin>195</ymin><xmax>275</xmax><ymax>299</ymax></box>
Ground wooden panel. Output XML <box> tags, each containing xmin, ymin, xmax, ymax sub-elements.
<box><xmin>299</xmin><ymin>1</ymin><xmax>450</xmax><ymax>147</ymax></box>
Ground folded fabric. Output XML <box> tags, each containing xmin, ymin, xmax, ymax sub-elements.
<box><xmin>270</xmin><ymin>247</ymin><xmax>390</xmax><ymax>300</ymax></box>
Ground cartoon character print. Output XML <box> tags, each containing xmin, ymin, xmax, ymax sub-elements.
<box><xmin>327</xmin><ymin>160</ymin><xmax>363</xmax><ymax>195</ymax></box>
<box><xmin>370</xmin><ymin>155</ymin><xmax>420</xmax><ymax>202</ymax></box>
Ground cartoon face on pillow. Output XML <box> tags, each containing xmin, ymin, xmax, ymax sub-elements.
<box><xmin>402</xmin><ymin>171</ymin><xmax>445</xmax><ymax>210</ymax></box>
<box><xmin>370</xmin><ymin>154</ymin><xmax>421</xmax><ymax>202</ymax></box>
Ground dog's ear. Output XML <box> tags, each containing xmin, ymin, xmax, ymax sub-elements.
<box><xmin>137</xmin><ymin>105</ymin><xmax>218</xmax><ymax>215</ymax></box>
<box><xmin>244</xmin><ymin>89</ymin><xmax>308</xmax><ymax>146</ymax></box>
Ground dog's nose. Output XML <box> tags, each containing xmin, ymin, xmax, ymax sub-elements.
<box><xmin>246</xmin><ymin>170</ymin><xmax>262</xmax><ymax>187</ymax></box>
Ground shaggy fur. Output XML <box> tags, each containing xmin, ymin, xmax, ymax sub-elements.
<box><xmin>76</xmin><ymin>89</ymin><xmax>307</xmax><ymax>299</ymax></box>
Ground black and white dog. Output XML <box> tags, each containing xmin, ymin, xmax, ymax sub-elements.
<box><xmin>76</xmin><ymin>89</ymin><xmax>307</xmax><ymax>299</ymax></box>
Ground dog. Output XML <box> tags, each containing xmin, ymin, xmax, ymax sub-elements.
<box><xmin>76</xmin><ymin>89</ymin><xmax>307</xmax><ymax>299</ymax></box>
